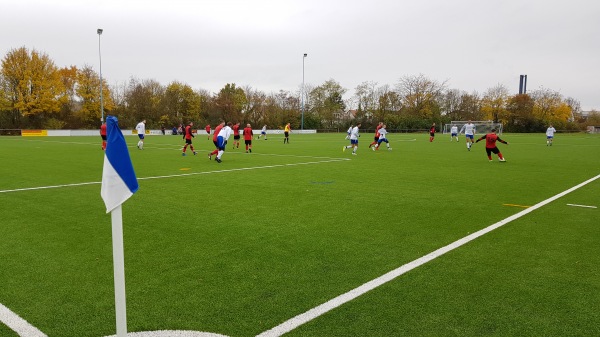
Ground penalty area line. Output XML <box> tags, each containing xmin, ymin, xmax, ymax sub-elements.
<box><xmin>256</xmin><ymin>173</ymin><xmax>600</xmax><ymax>337</ymax></box>
<box><xmin>0</xmin><ymin>303</ymin><xmax>47</xmax><ymax>337</ymax></box>
<box><xmin>0</xmin><ymin>158</ymin><xmax>349</xmax><ymax>194</ymax></box>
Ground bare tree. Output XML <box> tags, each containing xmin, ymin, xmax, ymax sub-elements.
<box><xmin>396</xmin><ymin>74</ymin><xmax>446</xmax><ymax>118</ymax></box>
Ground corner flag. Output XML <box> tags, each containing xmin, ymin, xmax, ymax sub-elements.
<box><xmin>100</xmin><ymin>115</ymin><xmax>138</xmax><ymax>337</ymax></box>
<box><xmin>101</xmin><ymin>115</ymin><xmax>139</xmax><ymax>213</ymax></box>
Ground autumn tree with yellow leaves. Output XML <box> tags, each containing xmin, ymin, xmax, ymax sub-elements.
<box><xmin>1</xmin><ymin>47</ymin><xmax>66</xmax><ymax>128</ymax></box>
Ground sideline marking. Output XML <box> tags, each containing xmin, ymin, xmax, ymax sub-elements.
<box><xmin>503</xmin><ymin>203</ymin><xmax>531</xmax><ymax>208</ymax></box>
<box><xmin>566</xmin><ymin>203</ymin><xmax>597</xmax><ymax>209</ymax></box>
<box><xmin>256</xmin><ymin>173</ymin><xmax>600</xmax><ymax>337</ymax></box>
<box><xmin>0</xmin><ymin>303</ymin><xmax>47</xmax><ymax>337</ymax></box>
<box><xmin>0</xmin><ymin>158</ymin><xmax>348</xmax><ymax>194</ymax></box>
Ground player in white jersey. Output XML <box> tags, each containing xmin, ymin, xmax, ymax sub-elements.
<box><xmin>373</xmin><ymin>124</ymin><xmax>391</xmax><ymax>151</ymax></box>
<box><xmin>460</xmin><ymin>121</ymin><xmax>476</xmax><ymax>151</ymax></box>
<box><xmin>450</xmin><ymin>125</ymin><xmax>459</xmax><ymax>142</ymax></box>
<box><xmin>135</xmin><ymin>119</ymin><xmax>146</xmax><ymax>149</ymax></box>
<box><xmin>215</xmin><ymin>122</ymin><xmax>233</xmax><ymax>163</ymax></box>
<box><xmin>257</xmin><ymin>125</ymin><xmax>267</xmax><ymax>140</ymax></box>
<box><xmin>546</xmin><ymin>124</ymin><xmax>556</xmax><ymax>146</ymax></box>
<box><xmin>343</xmin><ymin>123</ymin><xmax>361</xmax><ymax>155</ymax></box>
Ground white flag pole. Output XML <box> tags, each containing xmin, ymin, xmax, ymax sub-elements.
<box><xmin>111</xmin><ymin>204</ymin><xmax>128</xmax><ymax>337</ymax></box>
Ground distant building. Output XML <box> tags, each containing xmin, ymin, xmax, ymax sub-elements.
<box><xmin>333</xmin><ymin>109</ymin><xmax>357</xmax><ymax>122</ymax></box>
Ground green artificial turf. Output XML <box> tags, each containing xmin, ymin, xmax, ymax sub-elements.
<box><xmin>0</xmin><ymin>132</ymin><xmax>598</xmax><ymax>337</ymax></box>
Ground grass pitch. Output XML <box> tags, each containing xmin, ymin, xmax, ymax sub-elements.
<box><xmin>0</xmin><ymin>132</ymin><xmax>599</xmax><ymax>337</ymax></box>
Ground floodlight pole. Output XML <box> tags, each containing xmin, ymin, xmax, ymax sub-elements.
<box><xmin>98</xmin><ymin>28</ymin><xmax>104</xmax><ymax>123</ymax></box>
<box><xmin>301</xmin><ymin>53</ymin><xmax>307</xmax><ymax>130</ymax></box>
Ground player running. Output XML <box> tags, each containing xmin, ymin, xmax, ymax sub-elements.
<box><xmin>373</xmin><ymin>124</ymin><xmax>392</xmax><ymax>151</ymax></box>
<box><xmin>208</xmin><ymin>121</ymin><xmax>225</xmax><ymax>160</ymax></box>
<box><xmin>135</xmin><ymin>119</ymin><xmax>146</xmax><ymax>149</ymax></box>
<box><xmin>460</xmin><ymin>120</ymin><xmax>476</xmax><ymax>151</ymax></box>
<box><xmin>546</xmin><ymin>124</ymin><xmax>556</xmax><ymax>146</ymax></box>
<box><xmin>342</xmin><ymin>123</ymin><xmax>361</xmax><ymax>155</ymax></box>
<box><xmin>215</xmin><ymin>122</ymin><xmax>233</xmax><ymax>163</ymax></box>
<box><xmin>257</xmin><ymin>125</ymin><xmax>267</xmax><ymax>140</ymax></box>
<box><xmin>450</xmin><ymin>124</ymin><xmax>459</xmax><ymax>142</ymax></box>
<box><xmin>368</xmin><ymin>122</ymin><xmax>383</xmax><ymax>148</ymax></box>
<box><xmin>181</xmin><ymin>121</ymin><xmax>197</xmax><ymax>156</ymax></box>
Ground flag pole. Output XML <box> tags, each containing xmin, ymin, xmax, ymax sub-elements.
<box><xmin>111</xmin><ymin>204</ymin><xmax>127</xmax><ymax>337</ymax></box>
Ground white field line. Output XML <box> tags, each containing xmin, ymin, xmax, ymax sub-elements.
<box><xmin>0</xmin><ymin>158</ymin><xmax>349</xmax><ymax>194</ymax></box>
<box><xmin>0</xmin><ymin>303</ymin><xmax>47</xmax><ymax>337</ymax></box>
<box><xmin>257</xmin><ymin>173</ymin><xmax>600</xmax><ymax>337</ymax></box>
<box><xmin>566</xmin><ymin>203</ymin><xmax>597</xmax><ymax>209</ymax></box>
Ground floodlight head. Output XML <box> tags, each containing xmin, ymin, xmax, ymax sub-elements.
<box><xmin>97</xmin><ymin>28</ymin><xmax>103</xmax><ymax>35</ymax></box>
<box><xmin>304</xmin><ymin>53</ymin><xmax>307</xmax><ymax>57</ymax></box>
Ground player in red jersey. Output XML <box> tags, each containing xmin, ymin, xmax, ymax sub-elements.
<box><xmin>208</xmin><ymin>121</ymin><xmax>225</xmax><ymax>160</ymax></box>
<box><xmin>429</xmin><ymin>123</ymin><xmax>436</xmax><ymax>142</ymax></box>
<box><xmin>368</xmin><ymin>122</ymin><xmax>383</xmax><ymax>148</ymax></box>
<box><xmin>181</xmin><ymin>122</ymin><xmax>197</xmax><ymax>156</ymax></box>
<box><xmin>232</xmin><ymin>122</ymin><xmax>241</xmax><ymax>149</ymax></box>
<box><xmin>475</xmin><ymin>129</ymin><xmax>508</xmax><ymax>162</ymax></box>
<box><xmin>100</xmin><ymin>121</ymin><xmax>107</xmax><ymax>150</ymax></box>
<box><xmin>205</xmin><ymin>124</ymin><xmax>211</xmax><ymax>139</ymax></box>
<box><xmin>243</xmin><ymin>123</ymin><xmax>254</xmax><ymax>153</ymax></box>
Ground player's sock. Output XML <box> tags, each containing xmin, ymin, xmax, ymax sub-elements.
<box><xmin>217</xmin><ymin>150</ymin><xmax>224</xmax><ymax>159</ymax></box>
<box><xmin>487</xmin><ymin>155</ymin><xmax>492</xmax><ymax>161</ymax></box>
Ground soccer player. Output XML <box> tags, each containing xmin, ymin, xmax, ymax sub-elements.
<box><xmin>232</xmin><ymin>122</ymin><xmax>241</xmax><ymax>148</ymax></box>
<box><xmin>243</xmin><ymin>123</ymin><xmax>254</xmax><ymax>153</ymax></box>
<box><xmin>368</xmin><ymin>122</ymin><xmax>383</xmax><ymax>148</ymax></box>
<box><xmin>429</xmin><ymin>123</ymin><xmax>436</xmax><ymax>142</ymax></box>
<box><xmin>208</xmin><ymin>121</ymin><xmax>225</xmax><ymax>160</ymax></box>
<box><xmin>373</xmin><ymin>123</ymin><xmax>392</xmax><ymax>151</ymax></box>
<box><xmin>475</xmin><ymin>129</ymin><xmax>508</xmax><ymax>162</ymax></box>
<box><xmin>345</xmin><ymin>125</ymin><xmax>353</xmax><ymax>140</ymax></box>
<box><xmin>136</xmin><ymin>119</ymin><xmax>146</xmax><ymax>149</ymax></box>
<box><xmin>460</xmin><ymin>120</ymin><xmax>476</xmax><ymax>151</ymax></box>
<box><xmin>343</xmin><ymin>123</ymin><xmax>361</xmax><ymax>155</ymax></box>
<box><xmin>181</xmin><ymin>121</ymin><xmax>197</xmax><ymax>156</ymax></box>
<box><xmin>100</xmin><ymin>121</ymin><xmax>107</xmax><ymax>150</ymax></box>
<box><xmin>215</xmin><ymin>122</ymin><xmax>233</xmax><ymax>163</ymax></box>
<box><xmin>205</xmin><ymin>124</ymin><xmax>211</xmax><ymax>139</ymax></box>
<box><xmin>257</xmin><ymin>125</ymin><xmax>267</xmax><ymax>140</ymax></box>
<box><xmin>546</xmin><ymin>124</ymin><xmax>556</xmax><ymax>146</ymax></box>
<box><xmin>284</xmin><ymin>123</ymin><xmax>291</xmax><ymax>144</ymax></box>
<box><xmin>450</xmin><ymin>124</ymin><xmax>459</xmax><ymax>142</ymax></box>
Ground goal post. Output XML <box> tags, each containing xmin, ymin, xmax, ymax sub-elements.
<box><xmin>443</xmin><ymin>121</ymin><xmax>503</xmax><ymax>135</ymax></box>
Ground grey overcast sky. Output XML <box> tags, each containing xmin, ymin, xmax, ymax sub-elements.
<box><xmin>1</xmin><ymin>0</ymin><xmax>599</xmax><ymax>110</ymax></box>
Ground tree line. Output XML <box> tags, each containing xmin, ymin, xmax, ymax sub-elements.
<box><xmin>1</xmin><ymin>47</ymin><xmax>597</xmax><ymax>132</ymax></box>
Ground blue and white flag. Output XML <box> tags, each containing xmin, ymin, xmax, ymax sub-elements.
<box><xmin>101</xmin><ymin>116</ymin><xmax>139</xmax><ymax>213</ymax></box>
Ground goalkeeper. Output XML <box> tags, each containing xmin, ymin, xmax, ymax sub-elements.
<box><xmin>475</xmin><ymin>129</ymin><xmax>508</xmax><ymax>162</ymax></box>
